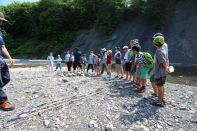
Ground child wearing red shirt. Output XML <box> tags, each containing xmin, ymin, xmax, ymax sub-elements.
<box><xmin>107</xmin><ymin>50</ymin><xmax>112</xmax><ymax>78</ymax></box>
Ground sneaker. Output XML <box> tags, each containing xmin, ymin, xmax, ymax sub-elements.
<box><xmin>150</xmin><ymin>100</ymin><xmax>164</xmax><ymax>107</ymax></box>
<box><xmin>151</xmin><ymin>92</ymin><xmax>158</xmax><ymax>97</ymax></box>
<box><xmin>0</xmin><ymin>100</ymin><xmax>15</xmax><ymax>111</ymax></box>
<box><xmin>115</xmin><ymin>76</ymin><xmax>119</xmax><ymax>78</ymax></box>
<box><xmin>119</xmin><ymin>76</ymin><xmax>124</xmax><ymax>79</ymax></box>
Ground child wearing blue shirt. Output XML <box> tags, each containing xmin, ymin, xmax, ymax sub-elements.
<box><xmin>55</xmin><ymin>55</ymin><xmax>62</xmax><ymax>71</ymax></box>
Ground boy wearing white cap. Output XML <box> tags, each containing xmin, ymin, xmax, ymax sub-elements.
<box><xmin>100</xmin><ymin>48</ymin><xmax>107</xmax><ymax>75</ymax></box>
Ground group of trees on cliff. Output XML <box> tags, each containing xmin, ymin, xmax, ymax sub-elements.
<box><xmin>0</xmin><ymin>0</ymin><xmax>168</xmax><ymax>58</ymax></box>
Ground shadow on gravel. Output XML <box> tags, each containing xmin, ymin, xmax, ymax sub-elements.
<box><xmin>119</xmin><ymin>98</ymin><xmax>160</xmax><ymax>125</ymax></box>
<box><xmin>86</xmin><ymin>74</ymin><xmax>160</xmax><ymax>125</ymax></box>
<box><xmin>106</xmin><ymin>78</ymin><xmax>160</xmax><ymax>125</ymax></box>
<box><xmin>108</xmin><ymin>79</ymin><xmax>143</xmax><ymax>99</ymax></box>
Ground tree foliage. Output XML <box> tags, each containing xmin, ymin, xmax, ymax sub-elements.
<box><xmin>0</xmin><ymin>0</ymin><xmax>168</xmax><ymax>58</ymax></box>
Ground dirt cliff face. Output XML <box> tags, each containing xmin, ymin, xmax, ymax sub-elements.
<box><xmin>164</xmin><ymin>0</ymin><xmax>197</xmax><ymax>64</ymax></box>
<box><xmin>72</xmin><ymin>0</ymin><xmax>197</xmax><ymax>64</ymax></box>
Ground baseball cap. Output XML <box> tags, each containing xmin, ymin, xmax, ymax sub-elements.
<box><xmin>115</xmin><ymin>47</ymin><xmax>121</xmax><ymax>51</ymax></box>
<box><xmin>123</xmin><ymin>46</ymin><xmax>128</xmax><ymax>49</ymax></box>
<box><xmin>101</xmin><ymin>48</ymin><xmax>106</xmax><ymax>51</ymax></box>
<box><xmin>133</xmin><ymin>38</ymin><xmax>139</xmax><ymax>43</ymax></box>
<box><xmin>153</xmin><ymin>36</ymin><xmax>165</xmax><ymax>46</ymax></box>
<box><xmin>108</xmin><ymin>50</ymin><xmax>112</xmax><ymax>53</ymax></box>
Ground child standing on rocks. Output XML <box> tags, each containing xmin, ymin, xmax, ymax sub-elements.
<box><xmin>64</xmin><ymin>50</ymin><xmax>71</xmax><ymax>71</ymax></box>
<box><xmin>47</xmin><ymin>52</ymin><xmax>54</xmax><ymax>72</ymax></box>
<box><xmin>151</xmin><ymin>36</ymin><xmax>168</xmax><ymax>107</ymax></box>
<box><xmin>87</xmin><ymin>51</ymin><xmax>95</xmax><ymax>73</ymax></box>
<box><xmin>55</xmin><ymin>55</ymin><xmax>62</xmax><ymax>71</ymax></box>
<box><xmin>100</xmin><ymin>48</ymin><xmax>107</xmax><ymax>75</ymax></box>
<box><xmin>114</xmin><ymin>47</ymin><xmax>124</xmax><ymax>79</ymax></box>
<box><xmin>130</xmin><ymin>39</ymin><xmax>141</xmax><ymax>83</ymax></box>
<box><xmin>81</xmin><ymin>54</ymin><xmax>87</xmax><ymax>73</ymax></box>
<box><xmin>106</xmin><ymin>50</ymin><xmax>112</xmax><ymax>78</ymax></box>
<box><xmin>0</xmin><ymin>12</ymin><xmax>15</xmax><ymax>111</ymax></box>
<box><xmin>150</xmin><ymin>33</ymin><xmax>169</xmax><ymax>97</ymax></box>
<box><xmin>132</xmin><ymin>46</ymin><xmax>150</xmax><ymax>93</ymax></box>
<box><xmin>123</xmin><ymin>46</ymin><xmax>131</xmax><ymax>81</ymax></box>
<box><xmin>73</xmin><ymin>48</ymin><xmax>82</xmax><ymax>72</ymax></box>
<box><xmin>95</xmin><ymin>54</ymin><xmax>101</xmax><ymax>76</ymax></box>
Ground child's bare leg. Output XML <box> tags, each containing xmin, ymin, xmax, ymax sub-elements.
<box><xmin>141</xmin><ymin>79</ymin><xmax>147</xmax><ymax>87</ymax></box>
<box><xmin>152</xmin><ymin>82</ymin><xmax>158</xmax><ymax>96</ymax></box>
<box><xmin>157</xmin><ymin>86</ymin><xmax>164</xmax><ymax>102</ymax></box>
<box><xmin>129</xmin><ymin>73</ymin><xmax>133</xmax><ymax>81</ymax></box>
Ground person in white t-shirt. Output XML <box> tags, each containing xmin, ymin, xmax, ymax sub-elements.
<box><xmin>123</xmin><ymin>46</ymin><xmax>131</xmax><ymax>81</ymax></box>
<box><xmin>65</xmin><ymin>50</ymin><xmax>71</xmax><ymax>71</ymax></box>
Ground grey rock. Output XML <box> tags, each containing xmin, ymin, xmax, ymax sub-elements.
<box><xmin>44</xmin><ymin>120</ymin><xmax>50</xmax><ymax>127</ymax></box>
<box><xmin>62</xmin><ymin>78</ymin><xmax>69</xmax><ymax>82</ymax></box>
<box><xmin>105</xmin><ymin>122</ymin><xmax>114</xmax><ymax>131</ymax></box>
<box><xmin>88</xmin><ymin>120</ymin><xmax>98</xmax><ymax>128</ymax></box>
<box><xmin>157</xmin><ymin>124</ymin><xmax>163</xmax><ymax>130</ymax></box>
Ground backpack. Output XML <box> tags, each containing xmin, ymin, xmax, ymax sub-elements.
<box><xmin>143</xmin><ymin>52</ymin><xmax>154</xmax><ymax>69</ymax></box>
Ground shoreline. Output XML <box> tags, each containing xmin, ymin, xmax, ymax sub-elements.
<box><xmin>9</xmin><ymin>65</ymin><xmax>197</xmax><ymax>87</ymax></box>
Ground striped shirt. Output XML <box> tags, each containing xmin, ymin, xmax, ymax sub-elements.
<box><xmin>136</xmin><ymin>52</ymin><xmax>147</xmax><ymax>67</ymax></box>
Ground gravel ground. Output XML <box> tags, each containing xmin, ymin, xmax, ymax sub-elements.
<box><xmin>0</xmin><ymin>67</ymin><xmax>197</xmax><ymax>131</ymax></box>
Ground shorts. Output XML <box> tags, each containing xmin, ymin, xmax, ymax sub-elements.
<box><xmin>124</xmin><ymin>62</ymin><xmax>131</xmax><ymax>72</ymax></box>
<box><xmin>150</xmin><ymin>74</ymin><xmax>155</xmax><ymax>83</ymax></box>
<box><xmin>73</xmin><ymin>62</ymin><xmax>82</xmax><ymax>70</ymax></box>
<box><xmin>131</xmin><ymin>63</ymin><xmax>136</xmax><ymax>74</ymax></box>
<box><xmin>155</xmin><ymin>77</ymin><xmax>166</xmax><ymax>86</ymax></box>
<box><xmin>115</xmin><ymin>64</ymin><xmax>121</xmax><ymax>69</ymax></box>
<box><xmin>140</xmin><ymin>67</ymin><xmax>149</xmax><ymax>80</ymax></box>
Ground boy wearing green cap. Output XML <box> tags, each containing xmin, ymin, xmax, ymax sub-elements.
<box><xmin>150</xmin><ymin>33</ymin><xmax>169</xmax><ymax>97</ymax></box>
<box><xmin>151</xmin><ymin>36</ymin><xmax>168</xmax><ymax>107</ymax></box>
<box><xmin>0</xmin><ymin>12</ymin><xmax>15</xmax><ymax>111</ymax></box>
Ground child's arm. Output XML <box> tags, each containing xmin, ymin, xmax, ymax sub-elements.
<box><xmin>163</xmin><ymin>60</ymin><xmax>169</xmax><ymax>72</ymax></box>
<box><xmin>2</xmin><ymin>45</ymin><xmax>15</xmax><ymax>65</ymax></box>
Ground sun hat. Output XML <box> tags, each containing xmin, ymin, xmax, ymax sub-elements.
<box><xmin>123</xmin><ymin>46</ymin><xmax>128</xmax><ymax>49</ymax></box>
<box><xmin>132</xmin><ymin>38</ymin><xmax>139</xmax><ymax>43</ymax></box>
<box><xmin>115</xmin><ymin>47</ymin><xmax>121</xmax><ymax>51</ymax></box>
<box><xmin>153</xmin><ymin>36</ymin><xmax>165</xmax><ymax>46</ymax></box>
<box><xmin>101</xmin><ymin>48</ymin><xmax>106</xmax><ymax>51</ymax></box>
<box><xmin>108</xmin><ymin>50</ymin><xmax>112</xmax><ymax>53</ymax></box>
<box><xmin>0</xmin><ymin>12</ymin><xmax>8</xmax><ymax>22</ymax></box>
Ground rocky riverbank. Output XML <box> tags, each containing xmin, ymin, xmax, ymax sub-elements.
<box><xmin>0</xmin><ymin>67</ymin><xmax>196</xmax><ymax>131</ymax></box>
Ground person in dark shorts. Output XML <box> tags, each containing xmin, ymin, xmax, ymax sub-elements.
<box><xmin>151</xmin><ymin>36</ymin><xmax>168</xmax><ymax>107</ymax></box>
<box><xmin>87</xmin><ymin>51</ymin><xmax>95</xmax><ymax>72</ymax></box>
<box><xmin>114</xmin><ymin>47</ymin><xmax>123</xmax><ymax>78</ymax></box>
<box><xmin>123</xmin><ymin>46</ymin><xmax>131</xmax><ymax>81</ymax></box>
<box><xmin>130</xmin><ymin>39</ymin><xmax>141</xmax><ymax>82</ymax></box>
<box><xmin>81</xmin><ymin>54</ymin><xmax>87</xmax><ymax>73</ymax></box>
<box><xmin>64</xmin><ymin>50</ymin><xmax>71</xmax><ymax>71</ymax></box>
<box><xmin>73</xmin><ymin>48</ymin><xmax>82</xmax><ymax>71</ymax></box>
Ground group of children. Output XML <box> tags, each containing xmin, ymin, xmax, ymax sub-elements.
<box><xmin>47</xmin><ymin>33</ymin><xmax>169</xmax><ymax>107</ymax></box>
<box><xmin>0</xmin><ymin>11</ymin><xmax>169</xmax><ymax>112</ymax></box>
